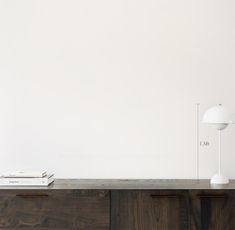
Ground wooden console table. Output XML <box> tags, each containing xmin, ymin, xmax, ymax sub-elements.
<box><xmin>0</xmin><ymin>179</ymin><xmax>234</xmax><ymax>230</ymax></box>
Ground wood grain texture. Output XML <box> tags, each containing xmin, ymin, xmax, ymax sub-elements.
<box><xmin>190</xmin><ymin>190</ymin><xmax>235</xmax><ymax>230</ymax></box>
<box><xmin>111</xmin><ymin>190</ymin><xmax>190</xmax><ymax>230</ymax></box>
<box><xmin>0</xmin><ymin>190</ymin><xmax>110</xmax><ymax>229</ymax></box>
<box><xmin>1</xmin><ymin>180</ymin><xmax>235</xmax><ymax>230</ymax></box>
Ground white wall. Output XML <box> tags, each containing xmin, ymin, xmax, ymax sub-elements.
<box><xmin>0</xmin><ymin>0</ymin><xmax>235</xmax><ymax>179</ymax></box>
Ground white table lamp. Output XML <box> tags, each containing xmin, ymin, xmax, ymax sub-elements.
<box><xmin>202</xmin><ymin>104</ymin><xmax>233</xmax><ymax>184</ymax></box>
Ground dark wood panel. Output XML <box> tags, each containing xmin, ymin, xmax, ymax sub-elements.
<box><xmin>0</xmin><ymin>190</ymin><xmax>110</xmax><ymax>229</ymax></box>
<box><xmin>190</xmin><ymin>190</ymin><xmax>235</xmax><ymax>230</ymax></box>
<box><xmin>111</xmin><ymin>190</ymin><xmax>190</xmax><ymax>230</ymax></box>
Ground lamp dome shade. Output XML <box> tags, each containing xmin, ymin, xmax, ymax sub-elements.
<box><xmin>202</xmin><ymin>104</ymin><xmax>233</xmax><ymax>124</ymax></box>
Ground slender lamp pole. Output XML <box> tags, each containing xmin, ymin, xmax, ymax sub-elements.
<box><xmin>218</xmin><ymin>130</ymin><xmax>221</xmax><ymax>176</ymax></box>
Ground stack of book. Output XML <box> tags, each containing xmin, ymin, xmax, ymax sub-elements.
<box><xmin>0</xmin><ymin>171</ymin><xmax>54</xmax><ymax>186</ymax></box>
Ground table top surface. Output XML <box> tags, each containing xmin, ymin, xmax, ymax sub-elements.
<box><xmin>1</xmin><ymin>179</ymin><xmax>235</xmax><ymax>190</ymax></box>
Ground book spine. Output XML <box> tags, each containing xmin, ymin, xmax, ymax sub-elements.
<box><xmin>0</xmin><ymin>182</ymin><xmax>48</xmax><ymax>186</ymax></box>
<box><xmin>2</xmin><ymin>173</ymin><xmax>46</xmax><ymax>178</ymax></box>
<box><xmin>0</xmin><ymin>178</ymin><xmax>53</xmax><ymax>185</ymax></box>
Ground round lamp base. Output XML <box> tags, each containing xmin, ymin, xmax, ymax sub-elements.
<box><xmin>210</xmin><ymin>174</ymin><xmax>229</xmax><ymax>184</ymax></box>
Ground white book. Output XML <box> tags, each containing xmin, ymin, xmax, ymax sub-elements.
<box><xmin>1</xmin><ymin>171</ymin><xmax>47</xmax><ymax>178</ymax></box>
<box><xmin>0</xmin><ymin>174</ymin><xmax>54</xmax><ymax>186</ymax></box>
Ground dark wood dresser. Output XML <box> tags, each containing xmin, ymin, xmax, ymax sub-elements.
<box><xmin>0</xmin><ymin>179</ymin><xmax>234</xmax><ymax>230</ymax></box>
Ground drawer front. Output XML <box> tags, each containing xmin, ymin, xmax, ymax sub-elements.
<box><xmin>0</xmin><ymin>190</ymin><xmax>110</xmax><ymax>230</ymax></box>
<box><xmin>190</xmin><ymin>190</ymin><xmax>235</xmax><ymax>230</ymax></box>
<box><xmin>111</xmin><ymin>190</ymin><xmax>190</xmax><ymax>230</ymax></box>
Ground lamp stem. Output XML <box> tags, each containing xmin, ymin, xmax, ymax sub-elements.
<box><xmin>218</xmin><ymin>130</ymin><xmax>221</xmax><ymax>175</ymax></box>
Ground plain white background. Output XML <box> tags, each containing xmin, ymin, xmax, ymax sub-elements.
<box><xmin>0</xmin><ymin>0</ymin><xmax>235</xmax><ymax>178</ymax></box>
